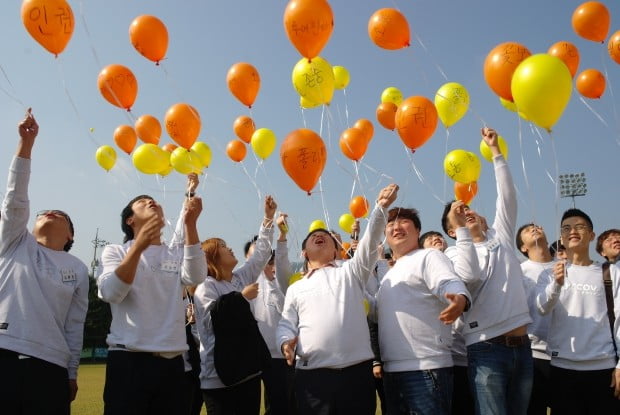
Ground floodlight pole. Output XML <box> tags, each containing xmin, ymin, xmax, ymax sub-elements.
<box><xmin>91</xmin><ymin>228</ymin><xmax>109</xmax><ymax>278</ymax></box>
<box><xmin>558</xmin><ymin>172</ymin><xmax>587</xmax><ymax>209</ymax></box>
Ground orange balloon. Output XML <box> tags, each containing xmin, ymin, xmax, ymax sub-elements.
<box><xmin>483</xmin><ymin>42</ymin><xmax>531</xmax><ymax>101</ymax></box>
<box><xmin>376</xmin><ymin>102</ymin><xmax>397</xmax><ymax>130</ymax></box>
<box><xmin>227</xmin><ymin>63</ymin><xmax>260</xmax><ymax>108</ymax></box>
<box><xmin>162</xmin><ymin>143</ymin><xmax>178</xmax><ymax>153</ymax></box>
<box><xmin>226</xmin><ymin>140</ymin><xmax>247</xmax><ymax>163</ymax></box>
<box><xmin>280</xmin><ymin>128</ymin><xmax>327</xmax><ymax>195</ymax></box>
<box><xmin>135</xmin><ymin>115</ymin><xmax>162</xmax><ymax>145</ymax></box>
<box><xmin>395</xmin><ymin>96</ymin><xmax>438</xmax><ymax>151</ymax></box>
<box><xmin>349</xmin><ymin>196</ymin><xmax>369</xmax><ymax>219</ymax></box>
<box><xmin>164</xmin><ymin>103</ymin><xmax>201</xmax><ymax>149</ymax></box>
<box><xmin>572</xmin><ymin>1</ymin><xmax>610</xmax><ymax>43</ymax></box>
<box><xmin>339</xmin><ymin>128</ymin><xmax>368</xmax><ymax>162</ymax></box>
<box><xmin>368</xmin><ymin>8</ymin><xmax>410</xmax><ymax>50</ymax></box>
<box><xmin>114</xmin><ymin>125</ymin><xmax>138</xmax><ymax>155</ymax></box>
<box><xmin>354</xmin><ymin>119</ymin><xmax>374</xmax><ymax>143</ymax></box>
<box><xmin>129</xmin><ymin>15</ymin><xmax>168</xmax><ymax>64</ymax></box>
<box><xmin>341</xmin><ymin>242</ymin><xmax>351</xmax><ymax>259</ymax></box>
<box><xmin>454</xmin><ymin>182</ymin><xmax>478</xmax><ymax>205</ymax></box>
<box><xmin>607</xmin><ymin>30</ymin><xmax>620</xmax><ymax>64</ymax></box>
<box><xmin>233</xmin><ymin>115</ymin><xmax>256</xmax><ymax>144</ymax></box>
<box><xmin>21</xmin><ymin>0</ymin><xmax>74</xmax><ymax>57</ymax></box>
<box><xmin>283</xmin><ymin>0</ymin><xmax>334</xmax><ymax>60</ymax></box>
<box><xmin>97</xmin><ymin>64</ymin><xmax>138</xmax><ymax>111</ymax></box>
<box><xmin>576</xmin><ymin>68</ymin><xmax>606</xmax><ymax>99</ymax></box>
<box><xmin>547</xmin><ymin>41</ymin><xmax>580</xmax><ymax>78</ymax></box>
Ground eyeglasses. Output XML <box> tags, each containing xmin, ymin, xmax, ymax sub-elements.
<box><xmin>36</xmin><ymin>210</ymin><xmax>70</xmax><ymax>223</ymax></box>
<box><xmin>560</xmin><ymin>224</ymin><xmax>590</xmax><ymax>234</ymax></box>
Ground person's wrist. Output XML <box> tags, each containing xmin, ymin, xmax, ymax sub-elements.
<box><xmin>185</xmin><ymin>191</ymin><xmax>195</xmax><ymax>197</ymax></box>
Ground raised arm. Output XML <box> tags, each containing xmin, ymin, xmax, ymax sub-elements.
<box><xmin>275</xmin><ymin>213</ymin><xmax>294</xmax><ymax>294</ymax></box>
<box><xmin>180</xmin><ymin>195</ymin><xmax>207</xmax><ymax>286</ymax></box>
<box><xmin>445</xmin><ymin>200</ymin><xmax>482</xmax><ymax>284</ymax></box>
<box><xmin>170</xmin><ymin>173</ymin><xmax>199</xmax><ymax>246</ymax></box>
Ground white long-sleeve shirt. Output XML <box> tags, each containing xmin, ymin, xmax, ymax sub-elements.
<box><xmin>521</xmin><ymin>259</ymin><xmax>555</xmax><ymax>360</ymax></box>
<box><xmin>0</xmin><ymin>156</ymin><xmax>89</xmax><ymax>379</ymax></box>
<box><xmin>377</xmin><ymin>248</ymin><xmax>471</xmax><ymax>372</ymax></box>
<box><xmin>97</xmin><ymin>235</ymin><xmax>207</xmax><ymax>353</ymax></box>
<box><xmin>445</xmin><ymin>155</ymin><xmax>531</xmax><ymax>346</ymax></box>
<box><xmin>536</xmin><ymin>262</ymin><xmax>620</xmax><ymax>370</ymax></box>
<box><xmin>276</xmin><ymin>204</ymin><xmax>387</xmax><ymax>370</ymax></box>
<box><xmin>194</xmin><ymin>223</ymin><xmax>274</xmax><ymax>389</ymax></box>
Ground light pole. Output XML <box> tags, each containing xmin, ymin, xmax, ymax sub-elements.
<box><xmin>91</xmin><ymin>228</ymin><xmax>109</xmax><ymax>278</ymax></box>
<box><xmin>559</xmin><ymin>172</ymin><xmax>587</xmax><ymax>208</ymax></box>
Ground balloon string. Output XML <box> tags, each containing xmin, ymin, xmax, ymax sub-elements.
<box><xmin>531</xmin><ymin>125</ymin><xmax>557</xmax><ymax>187</ymax></box>
<box><xmin>317</xmin><ymin>177</ymin><xmax>332</xmax><ymax>230</ymax></box>
<box><xmin>600</xmin><ymin>46</ymin><xmax>620</xmax><ymax>146</ymax></box>
<box><xmin>578</xmin><ymin>96</ymin><xmax>610</xmax><ymax>128</ymax></box>
<box><xmin>412</xmin><ymin>31</ymin><xmax>449</xmax><ymax>82</ymax></box>
<box><xmin>548</xmin><ymin>132</ymin><xmax>561</xmax><ymax>247</ymax></box>
<box><xmin>300</xmin><ymin>107</ymin><xmax>308</xmax><ymax>129</ymax></box>
<box><xmin>342</xmin><ymin>89</ymin><xmax>350</xmax><ymax>128</ymax></box>
<box><xmin>78</xmin><ymin>1</ymin><xmax>103</xmax><ymax>69</ymax></box>
<box><xmin>160</xmin><ymin>62</ymin><xmax>186</xmax><ymax>102</ymax></box>
<box><xmin>516</xmin><ymin>117</ymin><xmax>536</xmax><ymax>223</ymax></box>
<box><xmin>239</xmin><ymin>161</ymin><xmax>262</xmax><ymax>201</ymax></box>
<box><xmin>443</xmin><ymin>128</ymin><xmax>450</xmax><ymax>201</ymax></box>
<box><xmin>0</xmin><ymin>64</ymin><xmax>26</xmax><ymax>109</ymax></box>
<box><xmin>319</xmin><ymin>104</ymin><xmax>326</xmax><ymax>138</ymax></box>
<box><xmin>403</xmin><ymin>146</ymin><xmax>444</xmax><ymax>205</ymax></box>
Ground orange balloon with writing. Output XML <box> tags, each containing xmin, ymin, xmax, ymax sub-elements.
<box><xmin>376</xmin><ymin>102</ymin><xmax>397</xmax><ymax>130</ymax></box>
<box><xmin>135</xmin><ymin>114</ymin><xmax>162</xmax><ymax>145</ymax></box>
<box><xmin>226</xmin><ymin>140</ymin><xmax>247</xmax><ymax>163</ymax></box>
<box><xmin>114</xmin><ymin>125</ymin><xmax>138</xmax><ymax>155</ymax></box>
<box><xmin>354</xmin><ymin>119</ymin><xmax>374</xmax><ymax>143</ymax></box>
<box><xmin>21</xmin><ymin>0</ymin><xmax>74</xmax><ymax>57</ymax></box>
<box><xmin>572</xmin><ymin>1</ymin><xmax>610</xmax><ymax>43</ymax></box>
<box><xmin>233</xmin><ymin>115</ymin><xmax>256</xmax><ymax>144</ymax></box>
<box><xmin>280</xmin><ymin>128</ymin><xmax>327</xmax><ymax>195</ymax></box>
<box><xmin>395</xmin><ymin>96</ymin><xmax>438</xmax><ymax>151</ymax></box>
<box><xmin>339</xmin><ymin>128</ymin><xmax>368</xmax><ymax>162</ymax></box>
<box><xmin>607</xmin><ymin>31</ymin><xmax>620</xmax><ymax>65</ymax></box>
<box><xmin>454</xmin><ymin>182</ymin><xmax>478</xmax><ymax>206</ymax></box>
<box><xmin>283</xmin><ymin>0</ymin><xmax>334</xmax><ymax>60</ymax></box>
<box><xmin>349</xmin><ymin>196</ymin><xmax>369</xmax><ymax>219</ymax></box>
<box><xmin>227</xmin><ymin>63</ymin><xmax>261</xmax><ymax>108</ymax></box>
<box><xmin>576</xmin><ymin>68</ymin><xmax>606</xmax><ymax>99</ymax></box>
<box><xmin>547</xmin><ymin>41</ymin><xmax>580</xmax><ymax>78</ymax></box>
<box><xmin>129</xmin><ymin>15</ymin><xmax>168</xmax><ymax>64</ymax></box>
<box><xmin>368</xmin><ymin>8</ymin><xmax>410</xmax><ymax>50</ymax></box>
<box><xmin>97</xmin><ymin>64</ymin><xmax>138</xmax><ymax>111</ymax></box>
<box><xmin>164</xmin><ymin>103</ymin><xmax>201</xmax><ymax>149</ymax></box>
<box><xmin>483</xmin><ymin>42</ymin><xmax>531</xmax><ymax>101</ymax></box>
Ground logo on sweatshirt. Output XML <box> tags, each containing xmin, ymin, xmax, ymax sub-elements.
<box><xmin>469</xmin><ymin>321</ymin><xmax>478</xmax><ymax>329</ymax></box>
<box><xmin>0</xmin><ymin>323</ymin><xmax>8</xmax><ymax>330</ymax></box>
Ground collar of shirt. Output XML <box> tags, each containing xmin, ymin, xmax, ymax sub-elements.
<box><xmin>305</xmin><ymin>261</ymin><xmax>337</xmax><ymax>278</ymax></box>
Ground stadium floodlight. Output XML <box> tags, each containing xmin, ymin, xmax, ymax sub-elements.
<box><xmin>558</xmin><ymin>172</ymin><xmax>587</xmax><ymax>208</ymax></box>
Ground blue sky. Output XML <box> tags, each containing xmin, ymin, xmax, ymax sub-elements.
<box><xmin>1</xmin><ymin>0</ymin><xmax>619</xmax><ymax>268</ymax></box>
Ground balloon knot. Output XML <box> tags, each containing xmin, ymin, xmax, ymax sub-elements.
<box><xmin>156</xmin><ymin>61</ymin><xmax>160</xmax><ymax>66</ymax></box>
<box><xmin>307</xmin><ymin>191</ymin><xmax>312</xmax><ymax>196</ymax></box>
<box><xmin>410</xmin><ymin>148</ymin><xmax>416</xmax><ymax>154</ymax></box>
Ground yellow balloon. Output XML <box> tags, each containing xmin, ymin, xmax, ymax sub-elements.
<box><xmin>444</xmin><ymin>150</ymin><xmax>481</xmax><ymax>184</ymax></box>
<box><xmin>499</xmin><ymin>97</ymin><xmax>517</xmax><ymax>113</ymax></box>
<box><xmin>132</xmin><ymin>143</ymin><xmax>169</xmax><ymax>174</ymax></box>
<box><xmin>158</xmin><ymin>164</ymin><xmax>174</xmax><ymax>178</ymax></box>
<box><xmin>479</xmin><ymin>136</ymin><xmax>509</xmax><ymax>163</ymax></box>
<box><xmin>300</xmin><ymin>96</ymin><xmax>321</xmax><ymax>109</ymax></box>
<box><xmin>332</xmin><ymin>65</ymin><xmax>350</xmax><ymax>90</ymax></box>
<box><xmin>338</xmin><ymin>213</ymin><xmax>355</xmax><ymax>234</ymax></box>
<box><xmin>363</xmin><ymin>298</ymin><xmax>370</xmax><ymax>315</ymax></box>
<box><xmin>308</xmin><ymin>219</ymin><xmax>327</xmax><ymax>232</ymax></box>
<box><xmin>511</xmin><ymin>54</ymin><xmax>572</xmax><ymax>131</ymax></box>
<box><xmin>292</xmin><ymin>56</ymin><xmax>335</xmax><ymax>105</ymax></box>
<box><xmin>381</xmin><ymin>87</ymin><xmax>403</xmax><ymax>106</ymax></box>
<box><xmin>191</xmin><ymin>141</ymin><xmax>212</xmax><ymax>167</ymax></box>
<box><xmin>250</xmin><ymin>128</ymin><xmax>277</xmax><ymax>160</ymax></box>
<box><xmin>289</xmin><ymin>271</ymin><xmax>304</xmax><ymax>286</ymax></box>
<box><xmin>95</xmin><ymin>145</ymin><xmax>116</xmax><ymax>172</ymax></box>
<box><xmin>435</xmin><ymin>82</ymin><xmax>470</xmax><ymax>128</ymax></box>
<box><xmin>170</xmin><ymin>147</ymin><xmax>203</xmax><ymax>175</ymax></box>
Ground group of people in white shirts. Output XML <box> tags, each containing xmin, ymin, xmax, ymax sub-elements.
<box><xmin>0</xmin><ymin>110</ymin><xmax>619</xmax><ymax>415</ymax></box>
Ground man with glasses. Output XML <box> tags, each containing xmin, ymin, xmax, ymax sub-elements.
<box><xmin>536</xmin><ymin>209</ymin><xmax>620</xmax><ymax>412</ymax></box>
<box><xmin>0</xmin><ymin>110</ymin><xmax>89</xmax><ymax>415</ymax></box>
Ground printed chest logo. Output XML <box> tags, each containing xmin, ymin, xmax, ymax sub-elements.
<box><xmin>565</xmin><ymin>282</ymin><xmax>599</xmax><ymax>295</ymax></box>
<box><xmin>61</xmin><ymin>268</ymin><xmax>77</xmax><ymax>283</ymax></box>
<box><xmin>469</xmin><ymin>321</ymin><xmax>478</xmax><ymax>329</ymax></box>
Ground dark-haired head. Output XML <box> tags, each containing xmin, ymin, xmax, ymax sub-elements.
<box><xmin>121</xmin><ymin>195</ymin><xmax>154</xmax><ymax>243</ymax></box>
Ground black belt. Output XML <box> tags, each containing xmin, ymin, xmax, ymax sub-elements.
<box><xmin>487</xmin><ymin>334</ymin><xmax>530</xmax><ymax>347</ymax></box>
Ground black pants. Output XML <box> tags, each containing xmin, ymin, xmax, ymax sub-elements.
<box><xmin>550</xmin><ymin>365</ymin><xmax>620</xmax><ymax>414</ymax></box>
<box><xmin>528</xmin><ymin>358</ymin><xmax>550</xmax><ymax>415</ymax></box>
<box><xmin>103</xmin><ymin>350</ymin><xmax>185</xmax><ymax>415</ymax></box>
<box><xmin>0</xmin><ymin>348</ymin><xmax>69</xmax><ymax>415</ymax></box>
<box><xmin>295</xmin><ymin>360</ymin><xmax>375</xmax><ymax>415</ymax></box>
<box><xmin>452</xmin><ymin>365</ymin><xmax>474</xmax><ymax>415</ymax></box>
<box><xmin>262</xmin><ymin>358</ymin><xmax>296</xmax><ymax>415</ymax></box>
<box><xmin>202</xmin><ymin>375</ymin><xmax>261</xmax><ymax>415</ymax></box>
<box><xmin>182</xmin><ymin>368</ymin><xmax>204</xmax><ymax>415</ymax></box>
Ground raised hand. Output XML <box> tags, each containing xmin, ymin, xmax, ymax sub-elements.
<box><xmin>17</xmin><ymin>108</ymin><xmax>39</xmax><ymax>159</ymax></box>
<box><xmin>377</xmin><ymin>184</ymin><xmax>399</xmax><ymax>208</ymax></box>
<box><xmin>448</xmin><ymin>200</ymin><xmax>468</xmax><ymax>228</ymax></box>
<box><xmin>481</xmin><ymin>127</ymin><xmax>500</xmax><ymax>156</ymax></box>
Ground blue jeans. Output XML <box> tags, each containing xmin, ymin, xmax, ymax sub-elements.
<box><xmin>383</xmin><ymin>367</ymin><xmax>453</xmax><ymax>415</ymax></box>
<box><xmin>467</xmin><ymin>341</ymin><xmax>533</xmax><ymax>415</ymax></box>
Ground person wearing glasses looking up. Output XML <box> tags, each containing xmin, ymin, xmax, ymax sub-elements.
<box><xmin>536</xmin><ymin>209</ymin><xmax>620</xmax><ymax>413</ymax></box>
<box><xmin>0</xmin><ymin>110</ymin><xmax>89</xmax><ymax>415</ymax></box>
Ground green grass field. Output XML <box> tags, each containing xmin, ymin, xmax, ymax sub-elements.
<box><xmin>72</xmin><ymin>364</ymin><xmax>382</xmax><ymax>414</ymax></box>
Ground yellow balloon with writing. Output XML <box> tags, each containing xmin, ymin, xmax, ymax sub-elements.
<box><xmin>435</xmin><ymin>82</ymin><xmax>470</xmax><ymax>128</ymax></box>
<box><xmin>444</xmin><ymin>150</ymin><xmax>481</xmax><ymax>184</ymax></box>
<box><xmin>171</xmin><ymin>147</ymin><xmax>203</xmax><ymax>175</ymax></box>
<box><xmin>292</xmin><ymin>56</ymin><xmax>335</xmax><ymax>105</ymax></box>
<box><xmin>132</xmin><ymin>143</ymin><xmax>170</xmax><ymax>174</ymax></box>
<box><xmin>480</xmin><ymin>136</ymin><xmax>509</xmax><ymax>163</ymax></box>
<box><xmin>95</xmin><ymin>145</ymin><xmax>117</xmax><ymax>172</ymax></box>
<box><xmin>511</xmin><ymin>54</ymin><xmax>572</xmax><ymax>131</ymax></box>
<box><xmin>251</xmin><ymin>128</ymin><xmax>277</xmax><ymax>160</ymax></box>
